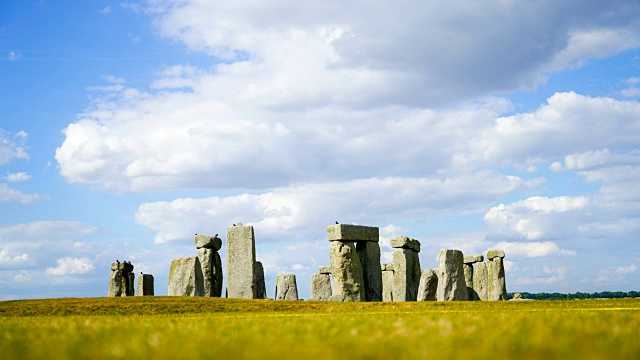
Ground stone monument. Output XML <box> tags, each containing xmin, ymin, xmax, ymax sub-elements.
<box><xmin>487</xmin><ymin>250</ymin><xmax>507</xmax><ymax>301</ymax></box>
<box><xmin>391</xmin><ymin>236</ymin><xmax>421</xmax><ymax>302</ymax></box>
<box><xmin>436</xmin><ymin>249</ymin><xmax>468</xmax><ymax>301</ymax></box>
<box><xmin>227</xmin><ymin>223</ymin><xmax>258</xmax><ymax>299</ymax></box>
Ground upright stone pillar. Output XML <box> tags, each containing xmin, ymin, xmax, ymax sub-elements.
<box><xmin>310</xmin><ymin>266</ymin><xmax>332</xmax><ymax>301</ymax></box>
<box><xmin>226</xmin><ymin>223</ymin><xmax>257</xmax><ymax>299</ymax></box>
<box><xmin>487</xmin><ymin>250</ymin><xmax>507</xmax><ymax>301</ymax></box>
<box><xmin>391</xmin><ymin>236</ymin><xmax>421</xmax><ymax>302</ymax></box>
<box><xmin>255</xmin><ymin>261</ymin><xmax>267</xmax><ymax>299</ymax></box>
<box><xmin>213</xmin><ymin>251</ymin><xmax>223</xmax><ymax>297</ymax></box>
<box><xmin>436</xmin><ymin>249</ymin><xmax>468</xmax><ymax>301</ymax></box>
<box><xmin>327</xmin><ymin>224</ymin><xmax>380</xmax><ymax>302</ymax></box>
<box><xmin>275</xmin><ymin>274</ymin><xmax>299</xmax><ymax>300</ymax></box>
<box><xmin>473</xmin><ymin>261</ymin><xmax>489</xmax><ymax>301</ymax></box>
<box><xmin>417</xmin><ymin>268</ymin><xmax>438</xmax><ymax>301</ymax></box>
<box><xmin>381</xmin><ymin>264</ymin><xmax>394</xmax><ymax>302</ymax></box>
<box><xmin>108</xmin><ymin>270</ymin><xmax>123</xmax><ymax>297</ymax></box>
<box><xmin>108</xmin><ymin>261</ymin><xmax>134</xmax><ymax>297</ymax></box>
<box><xmin>463</xmin><ymin>254</ymin><xmax>484</xmax><ymax>301</ymax></box>
<box><xmin>168</xmin><ymin>256</ymin><xmax>204</xmax><ymax>296</ymax></box>
<box><xmin>136</xmin><ymin>273</ymin><xmax>154</xmax><ymax>296</ymax></box>
<box><xmin>195</xmin><ymin>234</ymin><xmax>222</xmax><ymax>297</ymax></box>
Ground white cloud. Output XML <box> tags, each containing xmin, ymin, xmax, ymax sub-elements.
<box><xmin>0</xmin><ymin>183</ymin><xmax>40</xmax><ymax>204</ymax></box>
<box><xmin>491</xmin><ymin>241</ymin><xmax>576</xmax><ymax>258</ymax></box>
<box><xmin>5</xmin><ymin>172</ymin><xmax>31</xmax><ymax>182</ymax></box>
<box><xmin>615</xmin><ymin>264</ymin><xmax>637</xmax><ymax>274</ymax></box>
<box><xmin>0</xmin><ymin>129</ymin><xmax>29</xmax><ymax>165</ymax></box>
<box><xmin>7</xmin><ymin>51</ymin><xmax>21</xmax><ymax>62</ymax></box>
<box><xmin>46</xmin><ymin>257</ymin><xmax>95</xmax><ymax>275</ymax></box>
<box><xmin>0</xmin><ymin>221</ymin><xmax>97</xmax><ymax>239</ymax></box>
<box><xmin>516</xmin><ymin>266</ymin><xmax>568</xmax><ymax>285</ymax></box>
<box><xmin>0</xmin><ymin>249</ymin><xmax>30</xmax><ymax>267</ymax></box>
<box><xmin>13</xmin><ymin>271</ymin><xmax>31</xmax><ymax>283</ymax></box>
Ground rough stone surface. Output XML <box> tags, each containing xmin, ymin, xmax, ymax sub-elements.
<box><xmin>275</xmin><ymin>274</ymin><xmax>299</xmax><ymax>300</ymax></box>
<box><xmin>487</xmin><ymin>250</ymin><xmax>505</xmax><ymax>260</ymax></box>
<box><xmin>463</xmin><ymin>254</ymin><xmax>484</xmax><ymax>264</ymax></box>
<box><xmin>125</xmin><ymin>272</ymin><xmax>135</xmax><ymax>296</ymax></box>
<box><xmin>392</xmin><ymin>248</ymin><xmax>421</xmax><ymax>302</ymax></box>
<box><xmin>136</xmin><ymin>274</ymin><xmax>154</xmax><ymax>296</ymax></box>
<box><xmin>213</xmin><ymin>251</ymin><xmax>223</xmax><ymax>297</ymax></box>
<box><xmin>168</xmin><ymin>256</ymin><xmax>204</xmax><ymax>296</ymax></box>
<box><xmin>108</xmin><ymin>270</ymin><xmax>123</xmax><ymax>297</ymax></box>
<box><xmin>473</xmin><ymin>262</ymin><xmax>488</xmax><ymax>301</ymax></box>
<box><xmin>488</xmin><ymin>256</ymin><xmax>507</xmax><ymax>301</ymax></box>
<box><xmin>381</xmin><ymin>263</ymin><xmax>394</xmax><ymax>271</ymax></box>
<box><xmin>317</xmin><ymin>265</ymin><xmax>332</xmax><ymax>274</ymax></box>
<box><xmin>329</xmin><ymin>294</ymin><xmax>346</xmax><ymax>302</ymax></box>
<box><xmin>310</xmin><ymin>273</ymin><xmax>332</xmax><ymax>301</ymax></box>
<box><xmin>513</xmin><ymin>292</ymin><xmax>522</xmax><ymax>300</ymax></box>
<box><xmin>197</xmin><ymin>247</ymin><xmax>215</xmax><ymax>297</ymax></box>
<box><xmin>329</xmin><ymin>241</ymin><xmax>365</xmax><ymax>302</ymax></box>
<box><xmin>255</xmin><ymin>261</ymin><xmax>267</xmax><ymax>299</ymax></box>
<box><xmin>194</xmin><ymin>234</ymin><xmax>222</xmax><ymax>251</ymax></box>
<box><xmin>390</xmin><ymin>236</ymin><xmax>421</xmax><ymax>252</ymax></box>
<box><xmin>327</xmin><ymin>224</ymin><xmax>379</xmax><ymax>242</ymax></box>
<box><xmin>436</xmin><ymin>249</ymin><xmax>468</xmax><ymax>301</ymax></box>
<box><xmin>463</xmin><ymin>263</ymin><xmax>479</xmax><ymax>300</ymax></box>
<box><xmin>110</xmin><ymin>261</ymin><xmax>134</xmax><ymax>272</ymax></box>
<box><xmin>417</xmin><ymin>269</ymin><xmax>438</xmax><ymax>301</ymax></box>
<box><xmin>381</xmin><ymin>270</ymin><xmax>394</xmax><ymax>302</ymax></box>
<box><xmin>356</xmin><ymin>241</ymin><xmax>383</xmax><ymax>302</ymax></box>
<box><xmin>226</xmin><ymin>224</ymin><xmax>257</xmax><ymax>299</ymax></box>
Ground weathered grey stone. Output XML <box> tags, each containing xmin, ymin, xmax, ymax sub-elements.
<box><xmin>417</xmin><ymin>269</ymin><xmax>438</xmax><ymax>301</ymax></box>
<box><xmin>488</xmin><ymin>255</ymin><xmax>507</xmax><ymax>301</ymax></box>
<box><xmin>327</xmin><ymin>224</ymin><xmax>379</xmax><ymax>242</ymax></box>
<box><xmin>213</xmin><ymin>251</ymin><xmax>223</xmax><ymax>297</ymax></box>
<box><xmin>356</xmin><ymin>241</ymin><xmax>383</xmax><ymax>302</ymax></box>
<box><xmin>329</xmin><ymin>294</ymin><xmax>346</xmax><ymax>302</ymax></box>
<box><xmin>463</xmin><ymin>254</ymin><xmax>484</xmax><ymax>264</ymax></box>
<box><xmin>392</xmin><ymin>248</ymin><xmax>421</xmax><ymax>302</ymax></box>
<box><xmin>436</xmin><ymin>249</ymin><xmax>468</xmax><ymax>301</ymax></box>
<box><xmin>110</xmin><ymin>261</ymin><xmax>134</xmax><ymax>272</ymax></box>
<box><xmin>275</xmin><ymin>274</ymin><xmax>299</xmax><ymax>300</ymax></box>
<box><xmin>197</xmin><ymin>247</ymin><xmax>215</xmax><ymax>297</ymax></box>
<box><xmin>381</xmin><ymin>270</ymin><xmax>394</xmax><ymax>302</ymax></box>
<box><xmin>194</xmin><ymin>234</ymin><xmax>222</xmax><ymax>251</ymax></box>
<box><xmin>329</xmin><ymin>241</ymin><xmax>365</xmax><ymax>302</ymax></box>
<box><xmin>255</xmin><ymin>261</ymin><xmax>267</xmax><ymax>299</ymax></box>
<box><xmin>108</xmin><ymin>270</ymin><xmax>123</xmax><ymax>297</ymax></box>
<box><xmin>390</xmin><ymin>236</ymin><xmax>421</xmax><ymax>252</ymax></box>
<box><xmin>136</xmin><ymin>274</ymin><xmax>154</xmax><ymax>296</ymax></box>
<box><xmin>125</xmin><ymin>272</ymin><xmax>135</xmax><ymax>296</ymax></box>
<box><xmin>487</xmin><ymin>250</ymin><xmax>505</xmax><ymax>260</ymax></box>
<box><xmin>473</xmin><ymin>262</ymin><xmax>488</xmax><ymax>301</ymax></box>
<box><xmin>381</xmin><ymin>263</ymin><xmax>394</xmax><ymax>271</ymax></box>
<box><xmin>168</xmin><ymin>256</ymin><xmax>204</xmax><ymax>296</ymax></box>
<box><xmin>310</xmin><ymin>273</ymin><xmax>332</xmax><ymax>301</ymax></box>
<box><xmin>318</xmin><ymin>265</ymin><xmax>332</xmax><ymax>274</ymax></box>
<box><xmin>513</xmin><ymin>292</ymin><xmax>522</xmax><ymax>300</ymax></box>
<box><xmin>226</xmin><ymin>224</ymin><xmax>257</xmax><ymax>299</ymax></box>
<box><xmin>463</xmin><ymin>263</ymin><xmax>479</xmax><ymax>300</ymax></box>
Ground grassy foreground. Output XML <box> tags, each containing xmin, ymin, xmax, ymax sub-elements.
<box><xmin>1</xmin><ymin>297</ymin><xmax>639</xmax><ymax>360</ymax></box>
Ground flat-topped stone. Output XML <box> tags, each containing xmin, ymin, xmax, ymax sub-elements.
<box><xmin>110</xmin><ymin>261</ymin><xmax>134</xmax><ymax>272</ymax></box>
<box><xmin>390</xmin><ymin>236</ymin><xmax>420</xmax><ymax>252</ymax></box>
<box><xmin>463</xmin><ymin>254</ymin><xmax>484</xmax><ymax>264</ymax></box>
<box><xmin>487</xmin><ymin>250</ymin><xmax>505</xmax><ymax>260</ymax></box>
<box><xmin>318</xmin><ymin>266</ymin><xmax>332</xmax><ymax>274</ymax></box>
<box><xmin>327</xmin><ymin>224</ymin><xmax>379</xmax><ymax>242</ymax></box>
<box><xmin>194</xmin><ymin>234</ymin><xmax>222</xmax><ymax>250</ymax></box>
<box><xmin>381</xmin><ymin>263</ymin><xmax>394</xmax><ymax>272</ymax></box>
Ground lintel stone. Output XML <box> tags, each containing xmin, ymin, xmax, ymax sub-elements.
<box><xmin>318</xmin><ymin>265</ymin><xmax>332</xmax><ymax>274</ymax></box>
<box><xmin>390</xmin><ymin>236</ymin><xmax>420</xmax><ymax>252</ymax></box>
<box><xmin>327</xmin><ymin>224</ymin><xmax>379</xmax><ymax>242</ymax></box>
<box><xmin>487</xmin><ymin>250</ymin><xmax>505</xmax><ymax>260</ymax></box>
<box><xmin>194</xmin><ymin>234</ymin><xmax>222</xmax><ymax>250</ymax></box>
<box><xmin>111</xmin><ymin>261</ymin><xmax>134</xmax><ymax>272</ymax></box>
<box><xmin>463</xmin><ymin>254</ymin><xmax>484</xmax><ymax>264</ymax></box>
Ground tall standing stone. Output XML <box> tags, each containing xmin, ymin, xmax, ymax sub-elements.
<box><xmin>417</xmin><ymin>268</ymin><xmax>438</xmax><ymax>301</ymax></box>
<box><xmin>255</xmin><ymin>261</ymin><xmax>267</xmax><ymax>299</ymax></box>
<box><xmin>356</xmin><ymin>241</ymin><xmax>383</xmax><ymax>302</ymax></box>
<box><xmin>136</xmin><ymin>273</ymin><xmax>154</xmax><ymax>296</ymax></box>
<box><xmin>310</xmin><ymin>273</ymin><xmax>332</xmax><ymax>301</ymax></box>
<box><xmin>391</xmin><ymin>236</ymin><xmax>421</xmax><ymax>302</ymax></box>
<box><xmin>329</xmin><ymin>241</ymin><xmax>365</xmax><ymax>301</ymax></box>
<box><xmin>195</xmin><ymin>234</ymin><xmax>222</xmax><ymax>297</ymax></box>
<box><xmin>226</xmin><ymin>223</ymin><xmax>257</xmax><ymax>299</ymax></box>
<box><xmin>127</xmin><ymin>272</ymin><xmax>136</xmax><ymax>296</ymax></box>
<box><xmin>487</xmin><ymin>250</ymin><xmax>507</xmax><ymax>301</ymax></box>
<box><xmin>463</xmin><ymin>254</ymin><xmax>484</xmax><ymax>301</ymax></box>
<box><xmin>213</xmin><ymin>252</ymin><xmax>223</xmax><ymax>297</ymax></box>
<box><xmin>381</xmin><ymin>264</ymin><xmax>394</xmax><ymax>302</ymax></box>
<box><xmin>275</xmin><ymin>274</ymin><xmax>299</xmax><ymax>300</ymax></box>
<box><xmin>473</xmin><ymin>261</ymin><xmax>489</xmax><ymax>301</ymax></box>
<box><xmin>168</xmin><ymin>256</ymin><xmax>204</xmax><ymax>296</ymax></box>
<box><xmin>108</xmin><ymin>261</ymin><xmax>134</xmax><ymax>297</ymax></box>
<box><xmin>108</xmin><ymin>270</ymin><xmax>123</xmax><ymax>297</ymax></box>
<box><xmin>436</xmin><ymin>249</ymin><xmax>468</xmax><ymax>301</ymax></box>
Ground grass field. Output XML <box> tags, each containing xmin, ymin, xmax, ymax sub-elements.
<box><xmin>1</xmin><ymin>297</ymin><xmax>639</xmax><ymax>359</ymax></box>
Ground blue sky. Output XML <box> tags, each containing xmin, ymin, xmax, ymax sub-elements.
<box><xmin>2</xmin><ymin>0</ymin><xmax>640</xmax><ymax>300</ymax></box>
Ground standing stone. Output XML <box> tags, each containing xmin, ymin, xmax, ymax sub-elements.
<box><xmin>226</xmin><ymin>223</ymin><xmax>257</xmax><ymax>299</ymax></box>
<box><xmin>197</xmin><ymin>248</ymin><xmax>215</xmax><ymax>297</ymax></box>
<box><xmin>417</xmin><ymin>269</ymin><xmax>438</xmax><ymax>301</ymax></box>
<box><xmin>213</xmin><ymin>252</ymin><xmax>223</xmax><ymax>297</ymax></box>
<box><xmin>329</xmin><ymin>241</ymin><xmax>365</xmax><ymax>302</ymax></box>
<box><xmin>381</xmin><ymin>264</ymin><xmax>394</xmax><ymax>302</ymax></box>
<box><xmin>255</xmin><ymin>261</ymin><xmax>267</xmax><ymax>299</ymax></box>
<box><xmin>463</xmin><ymin>254</ymin><xmax>484</xmax><ymax>301</ymax></box>
<box><xmin>126</xmin><ymin>272</ymin><xmax>136</xmax><ymax>296</ymax></box>
<box><xmin>436</xmin><ymin>249</ymin><xmax>468</xmax><ymax>301</ymax></box>
<box><xmin>356</xmin><ymin>241</ymin><xmax>383</xmax><ymax>302</ymax></box>
<box><xmin>168</xmin><ymin>256</ymin><xmax>204</xmax><ymax>296</ymax></box>
<box><xmin>473</xmin><ymin>262</ymin><xmax>489</xmax><ymax>301</ymax></box>
<box><xmin>487</xmin><ymin>250</ymin><xmax>507</xmax><ymax>301</ymax></box>
<box><xmin>391</xmin><ymin>236</ymin><xmax>421</xmax><ymax>302</ymax></box>
<box><xmin>275</xmin><ymin>274</ymin><xmax>299</xmax><ymax>300</ymax></box>
<box><xmin>108</xmin><ymin>270</ymin><xmax>123</xmax><ymax>297</ymax></box>
<box><xmin>136</xmin><ymin>273</ymin><xmax>154</xmax><ymax>296</ymax></box>
<box><xmin>310</xmin><ymin>273</ymin><xmax>332</xmax><ymax>301</ymax></box>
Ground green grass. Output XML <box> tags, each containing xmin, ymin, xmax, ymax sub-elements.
<box><xmin>1</xmin><ymin>297</ymin><xmax>639</xmax><ymax>359</ymax></box>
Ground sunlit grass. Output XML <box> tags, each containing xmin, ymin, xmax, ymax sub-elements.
<box><xmin>1</xmin><ymin>297</ymin><xmax>639</xmax><ymax>359</ymax></box>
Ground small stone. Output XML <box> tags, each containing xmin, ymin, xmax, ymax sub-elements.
<box><xmin>310</xmin><ymin>273</ymin><xmax>332</xmax><ymax>301</ymax></box>
<box><xmin>327</xmin><ymin>224</ymin><xmax>379</xmax><ymax>242</ymax></box>
<box><xmin>390</xmin><ymin>236</ymin><xmax>421</xmax><ymax>252</ymax></box>
<box><xmin>487</xmin><ymin>250</ymin><xmax>505</xmax><ymax>260</ymax></box>
<box><xmin>417</xmin><ymin>269</ymin><xmax>438</xmax><ymax>301</ymax></box>
<box><xmin>436</xmin><ymin>249</ymin><xmax>468</xmax><ymax>301</ymax></box>
<box><xmin>463</xmin><ymin>254</ymin><xmax>484</xmax><ymax>264</ymax></box>
<box><xmin>317</xmin><ymin>265</ymin><xmax>332</xmax><ymax>274</ymax></box>
<box><xmin>381</xmin><ymin>263</ymin><xmax>395</xmax><ymax>272</ymax></box>
<box><xmin>194</xmin><ymin>234</ymin><xmax>222</xmax><ymax>250</ymax></box>
<box><xmin>136</xmin><ymin>274</ymin><xmax>154</xmax><ymax>296</ymax></box>
<box><xmin>275</xmin><ymin>274</ymin><xmax>299</xmax><ymax>300</ymax></box>
<box><xmin>513</xmin><ymin>292</ymin><xmax>522</xmax><ymax>300</ymax></box>
<box><xmin>168</xmin><ymin>256</ymin><xmax>204</xmax><ymax>296</ymax></box>
<box><xmin>255</xmin><ymin>261</ymin><xmax>267</xmax><ymax>299</ymax></box>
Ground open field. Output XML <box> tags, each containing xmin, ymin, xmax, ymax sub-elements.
<box><xmin>1</xmin><ymin>297</ymin><xmax>639</xmax><ymax>359</ymax></box>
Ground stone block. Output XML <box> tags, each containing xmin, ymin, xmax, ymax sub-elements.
<box><xmin>310</xmin><ymin>273</ymin><xmax>332</xmax><ymax>301</ymax></box>
<box><xmin>330</xmin><ymin>241</ymin><xmax>365</xmax><ymax>302</ymax></box>
<box><xmin>356</xmin><ymin>241</ymin><xmax>383</xmax><ymax>302</ymax></box>
<box><xmin>108</xmin><ymin>270</ymin><xmax>123</xmax><ymax>297</ymax></box>
<box><xmin>390</xmin><ymin>236</ymin><xmax>421</xmax><ymax>252</ymax></box>
<box><xmin>110</xmin><ymin>261</ymin><xmax>134</xmax><ymax>272</ymax></box>
<box><xmin>392</xmin><ymin>248</ymin><xmax>421</xmax><ymax>302</ymax></box>
<box><xmin>168</xmin><ymin>256</ymin><xmax>204</xmax><ymax>296</ymax></box>
<box><xmin>381</xmin><ymin>270</ymin><xmax>394</xmax><ymax>302</ymax></box>
<box><xmin>136</xmin><ymin>274</ymin><xmax>154</xmax><ymax>296</ymax></box>
<box><xmin>488</xmin><ymin>256</ymin><xmax>507</xmax><ymax>301</ymax></box>
<box><xmin>463</xmin><ymin>254</ymin><xmax>484</xmax><ymax>264</ymax></box>
<box><xmin>255</xmin><ymin>261</ymin><xmax>267</xmax><ymax>299</ymax></box>
<box><xmin>473</xmin><ymin>262</ymin><xmax>488</xmax><ymax>301</ymax></box>
<box><xmin>317</xmin><ymin>265</ymin><xmax>332</xmax><ymax>274</ymax></box>
<box><xmin>275</xmin><ymin>274</ymin><xmax>299</xmax><ymax>300</ymax></box>
<box><xmin>197</xmin><ymin>247</ymin><xmax>215</xmax><ymax>297</ymax></box>
<box><xmin>487</xmin><ymin>250</ymin><xmax>505</xmax><ymax>260</ymax></box>
<box><xmin>436</xmin><ymin>249</ymin><xmax>468</xmax><ymax>301</ymax></box>
<box><xmin>417</xmin><ymin>269</ymin><xmax>438</xmax><ymax>301</ymax></box>
<box><xmin>125</xmin><ymin>272</ymin><xmax>135</xmax><ymax>296</ymax></box>
<box><xmin>381</xmin><ymin>263</ymin><xmax>394</xmax><ymax>271</ymax></box>
<box><xmin>463</xmin><ymin>263</ymin><xmax>479</xmax><ymax>300</ymax></box>
<box><xmin>213</xmin><ymin>251</ymin><xmax>223</xmax><ymax>297</ymax></box>
<box><xmin>194</xmin><ymin>234</ymin><xmax>222</xmax><ymax>251</ymax></box>
<box><xmin>226</xmin><ymin>224</ymin><xmax>257</xmax><ymax>299</ymax></box>
<box><xmin>327</xmin><ymin>224</ymin><xmax>379</xmax><ymax>242</ymax></box>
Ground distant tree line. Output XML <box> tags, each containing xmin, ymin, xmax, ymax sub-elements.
<box><xmin>507</xmin><ymin>291</ymin><xmax>640</xmax><ymax>300</ymax></box>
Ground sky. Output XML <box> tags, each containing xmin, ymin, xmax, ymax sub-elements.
<box><xmin>1</xmin><ymin>0</ymin><xmax>640</xmax><ymax>300</ymax></box>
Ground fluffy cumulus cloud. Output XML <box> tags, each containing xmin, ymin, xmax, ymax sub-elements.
<box><xmin>46</xmin><ymin>257</ymin><xmax>94</xmax><ymax>276</ymax></box>
<box><xmin>5</xmin><ymin>172</ymin><xmax>31</xmax><ymax>182</ymax></box>
<box><xmin>0</xmin><ymin>129</ymin><xmax>28</xmax><ymax>165</ymax></box>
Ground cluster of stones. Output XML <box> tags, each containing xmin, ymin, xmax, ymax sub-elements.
<box><xmin>108</xmin><ymin>261</ymin><xmax>154</xmax><ymax>297</ymax></box>
<box><xmin>167</xmin><ymin>233</ymin><xmax>223</xmax><ymax>296</ymax></box>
